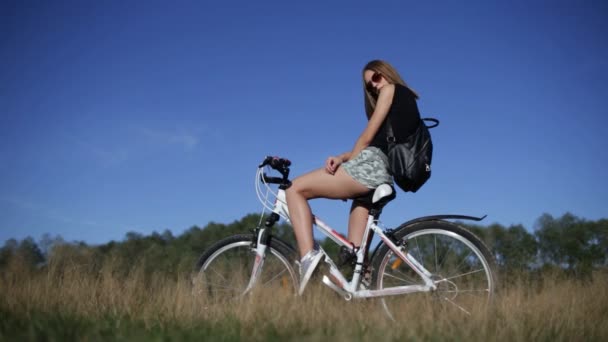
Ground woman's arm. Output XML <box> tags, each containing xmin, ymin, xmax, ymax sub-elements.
<box><xmin>326</xmin><ymin>84</ymin><xmax>395</xmax><ymax>174</ymax></box>
<box><xmin>349</xmin><ymin>84</ymin><xmax>395</xmax><ymax>158</ymax></box>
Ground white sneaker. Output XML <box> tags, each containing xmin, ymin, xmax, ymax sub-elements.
<box><xmin>298</xmin><ymin>246</ymin><xmax>324</xmax><ymax>295</ymax></box>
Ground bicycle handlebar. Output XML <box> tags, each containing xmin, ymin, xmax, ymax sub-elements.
<box><xmin>259</xmin><ymin>156</ymin><xmax>291</xmax><ymax>169</ymax></box>
<box><xmin>259</xmin><ymin>156</ymin><xmax>291</xmax><ymax>185</ymax></box>
<box><xmin>261</xmin><ymin>174</ymin><xmax>284</xmax><ymax>184</ymax></box>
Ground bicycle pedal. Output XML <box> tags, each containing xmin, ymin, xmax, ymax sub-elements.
<box><xmin>337</xmin><ymin>246</ymin><xmax>357</xmax><ymax>267</ymax></box>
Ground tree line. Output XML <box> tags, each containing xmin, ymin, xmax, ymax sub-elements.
<box><xmin>1</xmin><ymin>212</ymin><xmax>606</xmax><ymax>279</ymax></box>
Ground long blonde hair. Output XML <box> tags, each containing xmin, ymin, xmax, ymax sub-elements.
<box><xmin>363</xmin><ymin>60</ymin><xmax>419</xmax><ymax>118</ymax></box>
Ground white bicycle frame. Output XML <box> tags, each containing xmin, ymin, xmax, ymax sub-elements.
<box><xmin>246</xmin><ymin>166</ymin><xmax>438</xmax><ymax>299</ymax></box>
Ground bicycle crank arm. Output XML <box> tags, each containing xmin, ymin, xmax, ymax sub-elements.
<box><xmin>352</xmin><ymin>284</ymin><xmax>432</xmax><ymax>299</ymax></box>
<box><xmin>322</xmin><ymin>276</ymin><xmax>352</xmax><ymax>300</ymax></box>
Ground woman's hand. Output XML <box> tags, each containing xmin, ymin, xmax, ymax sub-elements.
<box><xmin>325</xmin><ymin>156</ymin><xmax>343</xmax><ymax>175</ymax></box>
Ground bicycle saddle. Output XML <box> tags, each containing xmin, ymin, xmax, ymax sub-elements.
<box><xmin>352</xmin><ymin>184</ymin><xmax>397</xmax><ymax>210</ymax></box>
<box><xmin>372</xmin><ymin>184</ymin><xmax>395</xmax><ymax>204</ymax></box>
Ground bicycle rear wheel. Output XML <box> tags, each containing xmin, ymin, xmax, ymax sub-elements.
<box><xmin>372</xmin><ymin>220</ymin><xmax>497</xmax><ymax>320</ymax></box>
<box><xmin>192</xmin><ymin>234</ymin><xmax>299</xmax><ymax>301</ymax></box>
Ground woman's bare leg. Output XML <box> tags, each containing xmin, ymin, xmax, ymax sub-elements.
<box><xmin>347</xmin><ymin>202</ymin><xmax>370</xmax><ymax>247</ymax></box>
<box><xmin>285</xmin><ymin>167</ymin><xmax>370</xmax><ymax>258</ymax></box>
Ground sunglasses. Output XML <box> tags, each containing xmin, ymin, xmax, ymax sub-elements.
<box><xmin>366</xmin><ymin>72</ymin><xmax>382</xmax><ymax>92</ymax></box>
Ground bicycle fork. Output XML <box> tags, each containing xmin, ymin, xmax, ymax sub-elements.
<box><xmin>242</xmin><ymin>228</ymin><xmax>269</xmax><ymax>296</ymax></box>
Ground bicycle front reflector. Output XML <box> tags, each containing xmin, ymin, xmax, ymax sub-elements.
<box><xmin>391</xmin><ymin>258</ymin><xmax>403</xmax><ymax>270</ymax></box>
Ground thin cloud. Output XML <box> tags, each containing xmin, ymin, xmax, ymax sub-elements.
<box><xmin>1</xmin><ymin>197</ymin><xmax>103</xmax><ymax>228</ymax></box>
<box><xmin>71</xmin><ymin>137</ymin><xmax>131</xmax><ymax>167</ymax></box>
<box><xmin>139</xmin><ymin>127</ymin><xmax>200</xmax><ymax>151</ymax></box>
<box><xmin>90</xmin><ymin>145</ymin><xmax>130</xmax><ymax>167</ymax></box>
<box><xmin>72</xmin><ymin>124</ymin><xmax>202</xmax><ymax>167</ymax></box>
<box><xmin>167</xmin><ymin>132</ymin><xmax>199</xmax><ymax>150</ymax></box>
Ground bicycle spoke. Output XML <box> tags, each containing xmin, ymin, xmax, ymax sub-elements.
<box><xmin>440</xmin><ymin>268</ymin><xmax>485</xmax><ymax>282</ymax></box>
<box><xmin>449</xmin><ymin>249</ymin><xmax>474</xmax><ymax>279</ymax></box>
<box><xmin>433</xmin><ymin>238</ymin><xmax>481</xmax><ymax>283</ymax></box>
<box><xmin>439</xmin><ymin>288</ymin><xmax>490</xmax><ymax>294</ymax></box>
<box><xmin>435</xmin><ymin>242</ymin><xmax>449</xmax><ymax>274</ymax></box>
<box><xmin>434</xmin><ymin>235</ymin><xmax>438</xmax><ymax>273</ymax></box>
<box><xmin>384</xmin><ymin>252</ymin><xmax>421</xmax><ymax>284</ymax></box>
<box><xmin>393</xmin><ymin>265</ymin><xmax>422</xmax><ymax>284</ymax></box>
<box><xmin>443</xmin><ymin>297</ymin><xmax>472</xmax><ymax>315</ymax></box>
<box><xmin>208</xmin><ymin>267</ymin><xmax>231</xmax><ymax>283</ymax></box>
<box><xmin>436</xmin><ymin>236</ymin><xmax>457</xmax><ymax>273</ymax></box>
<box><xmin>439</xmin><ymin>289</ymin><xmax>490</xmax><ymax>301</ymax></box>
<box><xmin>261</xmin><ymin>268</ymin><xmax>288</xmax><ymax>287</ymax></box>
<box><xmin>414</xmin><ymin>236</ymin><xmax>424</xmax><ymax>268</ymax></box>
<box><xmin>383</xmin><ymin>269</ymin><xmax>418</xmax><ymax>285</ymax></box>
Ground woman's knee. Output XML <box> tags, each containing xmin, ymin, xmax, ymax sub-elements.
<box><xmin>287</xmin><ymin>177</ymin><xmax>315</xmax><ymax>199</ymax></box>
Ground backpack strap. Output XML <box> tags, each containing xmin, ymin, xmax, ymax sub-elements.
<box><xmin>385</xmin><ymin>118</ymin><xmax>396</xmax><ymax>144</ymax></box>
<box><xmin>422</xmin><ymin>118</ymin><xmax>440</xmax><ymax>128</ymax></box>
<box><xmin>385</xmin><ymin>117</ymin><xmax>440</xmax><ymax>144</ymax></box>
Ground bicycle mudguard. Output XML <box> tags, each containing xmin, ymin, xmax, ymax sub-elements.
<box><xmin>395</xmin><ymin>214</ymin><xmax>487</xmax><ymax>229</ymax></box>
<box><xmin>369</xmin><ymin>214</ymin><xmax>487</xmax><ymax>263</ymax></box>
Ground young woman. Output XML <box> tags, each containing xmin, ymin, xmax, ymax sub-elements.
<box><xmin>285</xmin><ymin>60</ymin><xmax>422</xmax><ymax>293</ymax></box>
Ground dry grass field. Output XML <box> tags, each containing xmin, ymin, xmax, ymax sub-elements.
<box><xmin>1</xmin><ymin>255</ymin><xmax>607</xmax><ymax>341</ymax></box>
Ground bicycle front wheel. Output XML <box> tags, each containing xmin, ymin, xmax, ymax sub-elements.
<box><xmin>192</xmin><ymin>234</ymin><xmax>299</xmax><ymax>301</ymax></box>
<box><xmin>372</xmin><ymin>220</ymin><xmax>497</xmax><ymax>320</ymax></box>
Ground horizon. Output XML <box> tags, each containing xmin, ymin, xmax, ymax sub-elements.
<box><xmin>1</xmin><ymin>211</ymin><xmax>602</xmax><ymax>249</ymax></box>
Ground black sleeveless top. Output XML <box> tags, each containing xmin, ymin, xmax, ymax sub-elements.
<box><xmin>370</xmin><ymin>84</ymin><xmax>421</xmax><ymax>152</ymax></box>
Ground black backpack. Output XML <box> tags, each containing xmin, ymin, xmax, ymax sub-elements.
<box><xmin>385</xmin><ymin>118</ymin><xmax>439</xmax><ymax>193</ymax></box>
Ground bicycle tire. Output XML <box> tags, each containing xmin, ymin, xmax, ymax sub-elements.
<box><xmin>371</xmin><ymin>220</ymin><xmax>498</xmax><ymax>320</ymax></box>
<box><xmin>192</xmin><ymin>234</ymin><xmax>299</xmax><ymax>301</ymax></box>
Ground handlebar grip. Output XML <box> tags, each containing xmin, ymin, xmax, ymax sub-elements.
<box><xmin>260</xmin><ymin>156</ymin><xmax>291</xmax><ymax>169</ymax></box>
<box><xmin>270</xmin><ymin>157</ymin><xmax>291</xmax><ymax>168</ymax></box>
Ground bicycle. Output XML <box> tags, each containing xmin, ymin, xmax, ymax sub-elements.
<box><xmin>192</xmin><ymin>156</ymin><xmax>498</xmax><ymax>319</ymax></box>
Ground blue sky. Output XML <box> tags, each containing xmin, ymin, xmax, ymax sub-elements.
<box><xmin>1</xmin><ymin>0</ymin><xmax>607</xmax><ymax>245</ymax></box>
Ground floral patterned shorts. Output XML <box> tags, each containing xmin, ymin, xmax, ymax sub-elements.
<box><xmin>342</xmin><ymin>146</ymin><xmax>393</xmax><ymax>189</ymax></box>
